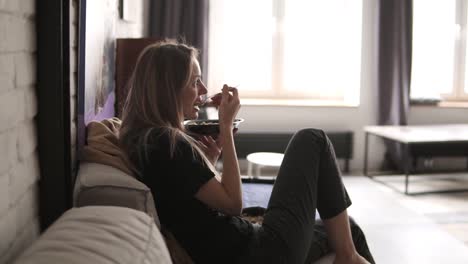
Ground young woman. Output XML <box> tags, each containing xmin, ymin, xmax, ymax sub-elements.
<box><xmin>120</xmin><ymin>40</ymin><xmax>374</xmax><ymax>264</ymax></box>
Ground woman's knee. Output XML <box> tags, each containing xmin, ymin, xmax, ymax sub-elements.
<box><xmin>292</xmin><ymin>128</ymin><xmax>328</xmax><ymax>148</ymax></box>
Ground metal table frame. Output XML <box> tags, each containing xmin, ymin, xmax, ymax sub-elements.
<box><xmin>363</xmin><ymin>126</ymin><xmax>468</xmax><ymax>195</ymax></box>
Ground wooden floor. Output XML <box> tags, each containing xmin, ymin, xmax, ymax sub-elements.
<box><xmin>360</xmin><ymin>173</ymin><xmax>468</xmax><ymax>247</ymax></box>
<box><xmin>344</xmin><ymin>175</ymin><xmax>468</xmax><ymax>264</ymax></box>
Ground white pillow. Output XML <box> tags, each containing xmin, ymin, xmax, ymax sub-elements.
<box><xmin>73</xmin><ymin>162</ymin><xmax>160</xmax><ymax>229</ymax></box>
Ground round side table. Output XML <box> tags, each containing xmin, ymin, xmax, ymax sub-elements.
<box><xmin>246</xmin><ymin>152</ymin><xmax>284</xmax><ymax>178</ymax></box>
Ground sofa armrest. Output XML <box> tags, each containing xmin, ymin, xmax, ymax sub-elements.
<box><xmin>14</xmin><ymin>206</ymin><xmax>172</xmax><ymax>264</ymax></box>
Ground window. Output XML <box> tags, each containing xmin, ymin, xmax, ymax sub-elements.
<box><xmin>411</xmin><ymin>0</ymin><xmax>468</xmax><ymax>102</ymax></box>
<box><xmin>208</xmin><ymin>0</ymin><xmax>363</xmax><ymax>106</ymax></box>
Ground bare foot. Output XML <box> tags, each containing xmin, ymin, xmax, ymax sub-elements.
<box><xmin>334</xmin><ymin>253</ymin><xmax>370</xmax><ymax>264</ymax></box>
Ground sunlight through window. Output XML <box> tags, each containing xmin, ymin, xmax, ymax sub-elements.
<box><xmin>208</xmin><ymin>0</ymin><xmax>363</xmax><ymax>105</ymax></box>
<box><xmin>411</xmin><ymin>0</ymin><xmax>455</xmax><ymax>99</ymax></box>
<box><xmin>412</xmin><ymin>0</ymin><xmax>468</xmax><ymax>101</ymax></box>
<box><xmin>283</xmin><ymin>0</ymin><xmax>361</xmax><ymax>102</ymax></box>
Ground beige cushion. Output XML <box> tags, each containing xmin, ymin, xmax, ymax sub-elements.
<box><xmin>14</xmin><ymin>206</ymin><xmax>172</xmax><ymax>264</ymax></box>
<box><xmin>73</xmin><ymin>162</ymin><xmax>160</xmax><ymax>229</ymax></box>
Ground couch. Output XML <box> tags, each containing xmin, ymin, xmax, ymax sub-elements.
<box><xmin>14</xmin><ymin>162</ymin><xmax>334</xmax><ymax>264</ymax></box>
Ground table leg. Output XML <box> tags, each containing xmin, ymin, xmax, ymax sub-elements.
<box><xmin>247</xmin><ymin>161</ymin><xmax>253</xmax><ymax>179</ymax></box>
<box><xmin>403</xmin><ymin>143</ymin><xmax>410</xmax><ymax>195</ymax></box>
<box><xmin>363</xmin><ymin>132</ymin><xmax>369</xmax><ymax>177</ymax></box>
<box><xmin>255</xmin><ymin>165</ymin><xmax>261</xmax><ymax>179</ymax></box>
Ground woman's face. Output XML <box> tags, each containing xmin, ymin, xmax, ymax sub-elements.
<box><xmin>181</xmin><ymin>59</ymin><xmax>208</xmax><ymax>120</ymax></box>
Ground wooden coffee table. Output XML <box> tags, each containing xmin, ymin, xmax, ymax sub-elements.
<box><xmin>363</xmin><ymin>124</ymin><xmax>468</xmax><ymax>194</ymax></box>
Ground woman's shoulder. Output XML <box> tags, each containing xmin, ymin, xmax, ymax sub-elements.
<box><xmin>145</xmin><ymin>127</ymin><xmax>194</xmax><ymax>156</ymax></box>
<box><xmin>147</xmin><ymin>127</ymin><xmax>170</xmax><ymax>141</ymax></box>
<box><xmin>147</xmin><ymin>127</ymin><xmax>187</xmax><ymax>145</ymax></box>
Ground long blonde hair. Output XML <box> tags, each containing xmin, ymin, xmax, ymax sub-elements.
<box><xmin>120</xmin><ymin>40</ymin><xmax>216</xmax><ymax>176</ymax></box>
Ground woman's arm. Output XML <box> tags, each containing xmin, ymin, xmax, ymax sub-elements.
<box><xmin>195</xmin><ymin>85</ymin><xmax>242</xmax><ymax>216</ymax></box>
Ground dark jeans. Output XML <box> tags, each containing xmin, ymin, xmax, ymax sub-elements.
<box><xmin>239</xmin><ymin>129</ymin><xmax>375</xmax><ymax>264</ymax></box>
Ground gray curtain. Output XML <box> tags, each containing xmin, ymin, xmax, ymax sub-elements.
<box><xmin>377</xmin><ymin>0</ymin><xmax>413</xmax><ymax>170</ymax></box>
<box><xmin>150</xmin><ymin>0</ymin><xmax>210</xmax><ymax>82</ymax></box>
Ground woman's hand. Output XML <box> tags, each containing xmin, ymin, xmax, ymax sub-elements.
<box><xmin>218</xmin><ymin>84</ymin><xmax>240</xmax><ymax>129</ymax></box>
<box><xmin>197</xmin><ymin>135</ymin><xmax>222</xmax><ymax>166</ymax></box>
<box><xmin>204</xmin><ymin>93</ymin><xmax>222</xmax><ymax>108</ymax></box>
<box><xmin>195</xmin><ymin>85</ymin><xmax>243</xmax><ymax>216</ymax></box>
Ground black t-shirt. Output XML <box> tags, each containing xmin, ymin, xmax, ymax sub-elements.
<box><xmin>138</xmin><ymin>129</ymin><xmax>253</xmax><ymax>264</ymax></box>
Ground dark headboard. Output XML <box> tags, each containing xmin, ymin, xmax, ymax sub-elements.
<box><xmin>115</xmin><ymin>38</ymin><xmax>161</xmax><ymax>117</ymax></box>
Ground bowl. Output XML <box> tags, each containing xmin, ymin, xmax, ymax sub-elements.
<box><xmin>184</xmin><ymin>118</ymin><xmax>244</xmax><ymax>137</ymax></box>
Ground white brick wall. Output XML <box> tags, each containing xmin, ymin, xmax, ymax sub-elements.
<box><xmin>0</xmin><ymin>209</ymin><xmax>16</xmax><ymax>256</ymax></box>
<box><xmin>0</xmin><ymin>0</ymin><xmax>39</xmax><ymax>262</ymax></box>
<box><xmin>17</xmin><ymin>121</ymin><xmax>37</xmax><ymax>162</ymax></box>
<box><xmin>0</xmin><ymin>91</ymin><xmax>22</xmax><ymax>130</ymax></box>
<box><xmin>0</xmin><ymin>0</ymin><xmax>34</xmax><ymax>15</ymax></box>
<box><xmin>0</xmin><ymin>14</ymin><xmax>35</xmax><ymax>52</ymax></box>
<box><xmin>0</xmin><ymin>54</ymin><xmax>15</xmax><ymax>94</ymax></box>
<box><xmin>9</xmin><ymin>155</ymin><xmax>39</xmax><ymax>205</ymax></box>
<box><xmin>24</xmin><ymin>87</ymin><xmax>37</xmax><ymax>120</ymax></box>
<box><xmin>0</xmin><ymin>128</ymin><xmax>17</xmax><ymax>175</ymax></box>
<box><xmin>0</xmin><ymin>174</ymin><xmax>9</xmax><ymax>214</ymax></box>
<box><xmin>14</xmin><ymin>53</ymin><xmax>36</xmax><ymax>87</ymax></box>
